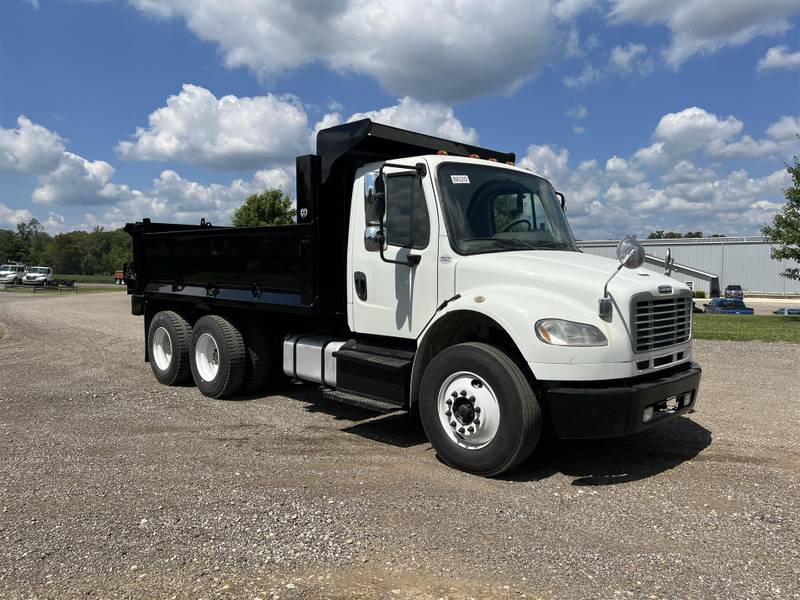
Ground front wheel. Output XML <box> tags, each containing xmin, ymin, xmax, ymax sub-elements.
<box><xmin>419</xmin><ymin>343</ymin><xmax>541</xmax><ymax>477</ymax></box>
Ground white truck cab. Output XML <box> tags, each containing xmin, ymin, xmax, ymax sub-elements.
<box><xmin>127</xmin><ymin>119</ymin><xmax>700</xmax><ymax>477</ymax></box>
<box><xmin>23</xmin><ymin>266</ymin><xmax>53</xmax><ymax>285</ymax></box>
<box><xmin>0</xmin><ymin>263</ymin><xmax>27</xmax><ymax>284</ymax></box>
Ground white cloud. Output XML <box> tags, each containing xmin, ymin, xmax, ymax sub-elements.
<box><xmin>609</xmin><ymin>43</ymin><xmax>654</xmax><ymax>75</ymax></box>
<box><xmin>563</xmin><ymin>63</ymin><xmax>603</xmax><ymax>88</ymax></box>
<box><xmin>116</xmin><ymin>84</ymin><xmax>308</xmax><ymax>169</ymax></box>
<box><xmin>605</xmin><ymin>155</ymin><xmax>646</xmax><ymax>184</ymax></box>
<box><xmin>553</xmin><ymin>0</ymin><xmax>599</xmax><ymax>21</ymax></box>
<box><xmin>573</xmin><ymin>125</ymin><xmax>587</xmax><ymax>135</ymax></box>
<box><xmin>565</xmin><ymin>105</ymin><xmax>588</xmax><ymax>119</ymax></box>
<box><xmin>43</xmin><ymin>212</ymin><xmax>66</xmax><ymax>232</ymax></box>
<box><xmin>0</xmin><ymin>116</ymin><xmax>66</xmax><ymax>174</ymax></box>
<box><xmin>83</xmin><ymin>167</ymin><xmax>293</xmax><ymax>230</ymax></box>
<box><xmin>125</xmin><ymin>0</ymin><xmax>564</xmax><ymax>102</ymax></box>
<box><xmin>23</xmin><ymin>0</ymin><xmax>40</xmax><ymax>9</ymax></box>
<box><xmin>31</xmin><ymin>152</ymin><xmax>119</xmax><ymax>206</ymax></box>
<box><xmin>609</xmin><ymin>0</ymin><xmax>800</xmax><ymax>69</ymax></box>
<box><xmin>518</xmin><ymin>135</ymin><xmax>790</xmax><ymax>240</ymax></box>
<box><xmin>653</xmin><ymin>106</ymin><xmax>743</xmax><ymax>153</ymax></box>
<box><xmin>766</xmin><ymin>115</ymin><xmax>800</xmax><ymax>141</ymax></box>
<box><xmin>312</xmin><ymin>96</ymin><xmax>479</xmax><ymax>152</ymax></box>
<box><xmin>706</xmin><ymin>115</ymin><xmax>799</xmax><ymax>158</ymax></box>
<box><xmin>519</xmin><ymin>144</ymin><xmax>571</xmax><ymax>181</ymax></box>
<box><xmin>0</xmin><ymin>203</ymin><xmax>34</xmax><ymax>226</ymax></box>
<box><xmin>347</xmin><ymin>97</ymin><xmax>479</xmax><ymax>145</ymax></box>
<box><xmin>758</xmin><ymin>45</ymin><xmax>800</xmax><ymax>71</ymax></box>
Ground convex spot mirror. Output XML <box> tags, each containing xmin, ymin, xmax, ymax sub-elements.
<box><xmin>616</xmin><ymin>237</ymin><xmax>645</xmax><ymax>269</ymax></box>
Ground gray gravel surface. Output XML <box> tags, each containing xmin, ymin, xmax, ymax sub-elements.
<box><xmin>0</xmin><ymin>292</ymin><xmax>798</xmax><ymax>599</ymax></box>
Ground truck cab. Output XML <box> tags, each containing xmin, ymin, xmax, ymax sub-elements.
<box><xmin>22</xmin><ymin>266</ymin><xmax>53</xmax><ymax>286</ymax></box>
<box><xmin>126</xmin><ymin>119</ymin><xmax>701</xmax><ymax>477</ymax></box>
<box><xmin>0</xmin><ymin>263</ymin><xmax>26</xmax><ymax>284</ymax></box>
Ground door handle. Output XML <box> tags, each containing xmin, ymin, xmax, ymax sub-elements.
<box><xmin>354</xmin><ymin>271</ymin><xmax>367</xmax><ymax>301</ymax></box>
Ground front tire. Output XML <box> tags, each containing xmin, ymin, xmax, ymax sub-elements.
<box><xmin>190</xmin><ymin>315</ymin><xmax>246</xmax><ymax>399</ymax></box>
<box><xmin>147</xmin><ymin>311</ymin><xmax>192</xmax><ymax>385</ymax></box>
<box><xmin>419</xmin><ymin>343</ymin><xmax>541</xmax><ymax>477</ymax></box>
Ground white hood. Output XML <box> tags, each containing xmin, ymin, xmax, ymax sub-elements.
<box><xmin>450</xmin><ymin>250</ymin><xmax>692</xmax><ymax>380</ymax></box>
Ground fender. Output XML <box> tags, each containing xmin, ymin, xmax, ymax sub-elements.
<box><xmin>409</xmin><ymin>304</ymin><xmax>532</xmax><ymax>413</ymax></box>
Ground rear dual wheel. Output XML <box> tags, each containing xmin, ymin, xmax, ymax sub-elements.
<box><xmin>148</xmin><ymin>311</ymin><xmax>271</xmax><ymax>398</ymax></box>
<box><xmin>148</xmin><ymin>311</ymin><xmax>192</xmax><ymax>385</ymax></box>
<box><xmin>189</xmin><ymin>315</ymin><xmax>247</xmax><ymax>399</ymax></box>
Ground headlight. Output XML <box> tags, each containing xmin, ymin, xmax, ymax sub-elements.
<box><xmin>535</xmin><ymin>319</ymin><xmax>608</xmax><ymax>347</ymax></box>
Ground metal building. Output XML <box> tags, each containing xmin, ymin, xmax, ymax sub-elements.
<box><xmin>579</xmin><ymin>236</ymin><xmax>800</xmax><ymax>296</ymax></box>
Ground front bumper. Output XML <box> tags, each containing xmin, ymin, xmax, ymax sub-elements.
<box><xmin>544</xmin><ymin>362</ymin><xmax>701</xmax><ymax>439</ymax></box>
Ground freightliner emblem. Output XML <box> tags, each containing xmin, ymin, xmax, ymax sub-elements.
<box><xmin>658</xmin><ymin>285</ymin><xmax>673</xmax><ymax>294</ymax></box>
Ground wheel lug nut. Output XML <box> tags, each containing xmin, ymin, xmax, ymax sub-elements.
<box><xmin>474</xmin><ymin>407</ymin><xmax>481</xmax><ymax>414</ymax></box>
<box><xmin>469</xmin><ymin>396</ymin><xmax>475</xmax><ymax>402</ymax></box>
<box><xmin>450</xmin><ymin>421</ymin><xmax>456</xmax><ymax>428</ymax></box>
<box><xmin>451</xmin><ymin>391</ymin><xmax>458</xmax><ymax>398</ymax></box>
<box><xmin>445</xmin><ymin>410</ymin><xmax>451</xmax><ymax>417</ymax></box>
<box><xmin>474</xmin><ymin>418</ymin><xmax>480</xmax><ymax>425</ymax></box>
<box><xmin>467</xmin><ymin>426</ymin><xmax>474</xmax><ymax>433</ymax></box>
<box><xmin>460</xmin><ymin>390</ymin><xmax>467</xmax><ymax>396</ymax></box>
<box><xmin>458</xmin><ymin>427</ymin><xmax>465</xmax><ymax>434</ymax></box>
<box><xmin>446</xmin><ymin>399</ymin><xmax>452</xmax><ymax>405</ymax></box>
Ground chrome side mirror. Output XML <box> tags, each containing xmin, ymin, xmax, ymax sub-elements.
<box><xmin>364</xmin><ymin>224</ymin><xmax>383</xmax><ymax>252</ymax></box>
<box><xmin>599</xmin><ymin>237</ymin><xmax>646</xmax><ymax>320</ymax></box>
<box><xmin>616</xmin><ymin>237</ymin><xmax>645</xmax><ymax>269</ymax></box>
<box><xmin>364</xmin><ymin>172</ymin><xmax>376</xmax><ymax>203</ymax></box>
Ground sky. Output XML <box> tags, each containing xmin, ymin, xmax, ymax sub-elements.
<box><xmin>1</xmin><ymin>0</ymin><xmax>799</xmax><ymax>240</ymax></box>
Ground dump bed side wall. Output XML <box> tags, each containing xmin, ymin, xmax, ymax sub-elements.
<box><xmin>127</xmin><ymin>221</ymin><xmax>322</xmax><ymax>314</ymax></box>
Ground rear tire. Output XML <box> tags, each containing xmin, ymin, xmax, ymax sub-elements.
<box><xmin>419</xmin><ymin>342</ymin><xmax>541</xmax><ymax>477</ymax></box>
<box><xmin>190</xmin><ymin>315</ymin><xmax>246</xmax><ymax>399</ymax></box>
<box><xmin>238</xmin><ymin>322</ymin><xmax>271</xmax><ymax>393</ymax></box>
<box><xmin>147</xmin><ymin>311</ymin><xmax>192</xmax><ymax>385</ymax></box>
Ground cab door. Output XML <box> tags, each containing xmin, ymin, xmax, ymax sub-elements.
<box><xmin>349</xmin><ymin>164</ymin><xmax>439</xmax><ymax>339</ymax></box>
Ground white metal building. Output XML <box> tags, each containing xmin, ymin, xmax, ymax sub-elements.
<box><xmin>579</xmin><ymin>236</ymin><xmax>800</xmax><ymax>296</ymax></box>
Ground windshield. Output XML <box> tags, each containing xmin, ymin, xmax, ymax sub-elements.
<box><xmin>29</xmin><ymin>267</ymin><xmax>48</xmax><ymax>274</ymax></box>
<box><xmin>0</xmin><ymin>265</ymin><xmax>11</xmax><ymax>271</ymax></box>
<box><xmin>436</xmin><ymin>163</ymin><xmax>578</xmax><ymax>255</ymax></box>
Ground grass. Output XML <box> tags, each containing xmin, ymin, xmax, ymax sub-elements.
<box><xmin>693</xmin><ymin>314</ymin><xmax>800</xmax><ymax>343</ymax></box>
<box><xmin>53</xmin><ymin>273</ymin><xmax>117</xmax><ymax>284</ymax></box>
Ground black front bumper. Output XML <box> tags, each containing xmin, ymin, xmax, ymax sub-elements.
<box><xmin>544</xmin><ymin>362</ymin><xmax>701</xmax><ymax>439</ymax></box>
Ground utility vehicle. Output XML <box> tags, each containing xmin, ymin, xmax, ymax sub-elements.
<box><xmin>125</xmin><ymin>120</ymin><xmax>701</xmax><ymax>476</ymax></box>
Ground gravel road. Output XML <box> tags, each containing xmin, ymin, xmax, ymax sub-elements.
<box><xmin>1</xmin><ymin>292</ymin><xmax>798</xmax><ymax>599</ymax></box>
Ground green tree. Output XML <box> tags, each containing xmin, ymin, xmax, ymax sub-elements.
<box><xmin>232</xmin><ymin>189</ymin><xmax>296</xmax><ymax>227</ymax></box>
<box><xmin>762</xmin><ymin>156</ymin><xmax>800</xmax><ymax>280</ymax></box>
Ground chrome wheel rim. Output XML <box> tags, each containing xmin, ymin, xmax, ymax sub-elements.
<box><xmin>195</xmin><ymin>332</ymin><xmax>220</xmax><ymax>382</ymax></box>
<box><xmin>152</xmin><ymin>327</ymin><xmax>172</xmax><ymax>371</ymax></box>
<box><xmin>437</xmin><ymin>371</ymin><xmax>500</xmax><ymax>450</ymax></box>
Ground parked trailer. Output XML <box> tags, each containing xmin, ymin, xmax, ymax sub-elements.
<box><xmin>125</xmin><ymin>119</ymin><xmax>701</xmax><ymax>476</ymax></box>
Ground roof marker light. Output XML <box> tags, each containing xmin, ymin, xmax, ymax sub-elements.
<box><xmin>468</xmin><ymin>153</ymin><xmax>480</xmax><ymax>159</ymax></box>
<box><xmin>437</xmin><ymin>150</ymin><xmax>449</xmax><ymax>155</ymax></box>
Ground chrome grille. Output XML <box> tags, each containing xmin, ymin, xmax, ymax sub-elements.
<box><xmin>632</xmin><ymin>294</ymin><xmax>692</xmax><ymax>353</ymax></box>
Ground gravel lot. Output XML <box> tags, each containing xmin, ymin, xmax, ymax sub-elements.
<box><xmin>1</xmin><ymin>292</ymin><xmax>798</xmax><ymax>599</ymax></box>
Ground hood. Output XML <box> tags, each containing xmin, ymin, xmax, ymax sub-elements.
<box><xmin>454</xmin><ymin>250</ymin><xmax>687</xmax><ymax>318</ymax></box>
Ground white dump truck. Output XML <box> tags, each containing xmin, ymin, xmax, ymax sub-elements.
<box><xmin>125</xmin><ymin>120</ymin><xmax>701</xmax><ymax>476</ymax></box>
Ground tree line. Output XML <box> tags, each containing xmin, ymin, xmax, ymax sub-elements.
<box><xmin>0</xmin><ymin>219</ymin><xmax>132</xmax><ymax>275</ymax></box>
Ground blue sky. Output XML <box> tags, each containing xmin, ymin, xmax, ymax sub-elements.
<box><xmin>1</xmin><ymin>0</ymin><xmax>799</xmax><ymax>239</ymax></box>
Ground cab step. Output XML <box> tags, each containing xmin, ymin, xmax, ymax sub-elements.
<box><xmin>322</xmin><ymin>389</ymin><xmax>405</xmax><ymax>414</ymax></box>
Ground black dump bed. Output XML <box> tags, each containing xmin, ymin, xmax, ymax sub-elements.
<box><xmin>125</xmin><ymin>119</ymin><xmax>514</xmax><ymax>317</ymax></box>
<box><xmin>125</xmin><ymin>220</ymin><xmax>316</xmax><ymax>313</ymax></box>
